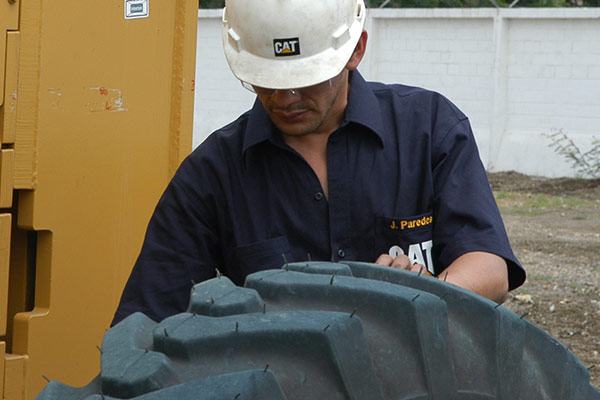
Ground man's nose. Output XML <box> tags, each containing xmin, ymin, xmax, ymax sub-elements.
<box><xmin>270</xmin><ymin>89</ymin><xmax>301</xmax><ymax>108</ymax></box>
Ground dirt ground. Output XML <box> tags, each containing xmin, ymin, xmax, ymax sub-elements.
<box><xmin>489</xmin><ymin>171</ymin><xmax>600</xmax><ymax>389</ymax></box>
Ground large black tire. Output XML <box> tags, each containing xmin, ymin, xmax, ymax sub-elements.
<box><xmin>38</xmin><ymin>262</ymin><xmax>600</xmax><ymax>400</ymax></box>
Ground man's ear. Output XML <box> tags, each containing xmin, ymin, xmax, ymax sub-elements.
<box><xmin>346</xmin><ymin>31</ymin><xmax>368</xmax><ymax>71</ymax></box>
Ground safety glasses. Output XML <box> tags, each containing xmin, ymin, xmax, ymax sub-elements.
<box><xmin>240</xmin><ymin>73</ymin><xmax>341</xmax><ymax>97</ymax></box>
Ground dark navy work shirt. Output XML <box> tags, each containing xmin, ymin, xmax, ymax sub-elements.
<box><xmin>113</xmin><ymin>71</ymin><xmax>525</xmax><ymax>325</ymax></box>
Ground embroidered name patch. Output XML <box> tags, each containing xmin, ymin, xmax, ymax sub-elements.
<box><xmin>389</xmin><ymin>215</ymin><xmax>433</xmax><ymax>231</ymax></box>
<box><xmin>273</xmin><ymin>38</ymin><xmax>300</xmax><ymax>57</ymax></box>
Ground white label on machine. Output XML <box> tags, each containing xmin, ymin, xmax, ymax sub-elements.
<box><xmin>125</xmin><ymin>0</ymin><xmax>149</xmax><ymax>19</ymax></box>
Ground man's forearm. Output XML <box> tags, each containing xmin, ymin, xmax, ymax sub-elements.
<box><xmin>442</xmin><ymin>251</ymin><xmax>509</xmax><ymax>304</ymax></box>
<box><xmin>375</xmin><ymin>251</ymin><xmax>509</xmax><ymax>304</ymax></box>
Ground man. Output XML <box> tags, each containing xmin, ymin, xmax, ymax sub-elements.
<box><xmin>112</xmin><ymin>0</ymin><xmax>525</xmax><ymax>325</ymax></box>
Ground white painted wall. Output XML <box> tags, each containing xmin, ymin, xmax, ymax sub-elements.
<box><xmin>194</xmin><ymin>10</ymin><xmax>255</xmax><ymax>150</ymax></box>
<box><xmin>194</xmin><ymin>8</ymin><xmax>600</xmax><ymax>177</ymax></box>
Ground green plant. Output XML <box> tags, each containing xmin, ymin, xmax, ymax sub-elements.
<box><xmin>199</xmin><ymin>0</ymin><xmax>224</xmax><ymax>8</ymax></box>
<box><xmin>545</xmin><ymin>130</ymin><xmax>600</xmax><ymax>178</ymax></box>
<box><xmin>199</xmin><ymin>0</ymin><xmax>599</xmax><ymax>8</ymax></box>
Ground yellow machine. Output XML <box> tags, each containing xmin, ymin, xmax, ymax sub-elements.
<box><xmin>0</xmin><ymin>1</ymin><xmax>198</xmax><ymax>398</ymax></box>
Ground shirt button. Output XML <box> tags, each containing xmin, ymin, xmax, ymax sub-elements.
<box><xmin>314</xmin><ymin>192</ymin><xmax>324</xmax><ymax>201</ymax></box>
<box><xmin>337</xmin><ymin>249</ymin><xmax>346</xmax><ymax>258</ymax></box>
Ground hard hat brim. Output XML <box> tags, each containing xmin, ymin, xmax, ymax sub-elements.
<box><xmin>223</xmin><ymin>27</ymin><xmax>364</xmax><ymax>90</ymax></box>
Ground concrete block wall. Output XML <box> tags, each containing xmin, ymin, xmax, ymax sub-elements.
<box><xmin>500</xmin><ymin>14</ymin><xmax>600</xmax><ymax>174</ymax></box>
<box><xmin>194</xmin><ymin>10</ymin><xmax>255</xmax><ymax>150</ymax></box>
<box><xmin>363</xmin><ymin>12</ymin><xmax>496</xmax><ymax>163</ymax></box>
<box><xmin>194</xmin><ymin>8</ymin><xmax>600</xmax><ymax>177</ymax></box>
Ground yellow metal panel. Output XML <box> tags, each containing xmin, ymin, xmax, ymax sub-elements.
<box><xmin>12</xmin><ymin>0</ymin><xmax>38</xmax><ymax>191</ymax></box>
<box><xmin>0</xmin><ymin>0</ymin><xmax>20</xmax><ymax>107</ymax></box>
<box><xmin>168</xmin><ymin>0</ymin><xmax>197</xmax><ymax>175</ymax></box>
<box><xmin>4</xmin><ymin>215</ymin><xmax>30</xmax><ymax>354</ymax></box>
<box><xmin>0</xmin><ymin>150</ymin><xmax>14</xmax><ymax>208</ymax></box>
<box><xmin>1</xmin><ymin>32</ymin><xmax>21</xmax><ymax>145</ymax></box>
<box><xmin>7</xmin><ymin>1</ymin><xmax>198</xmax><ymax>398</ymax></box>
<box><xmin>0</xmin><ymin>214</ymin><xmax>11</xmax><ymax>337</ymax></box>
<box><xmin>0</xmin><ymin>341</ymin><xmax>5</xmax><ymax>396</ymax></box>
<box><xmin>3</xmin><ymin>354</ymin><xmax>27</xmax><ymax>400</ymax></box>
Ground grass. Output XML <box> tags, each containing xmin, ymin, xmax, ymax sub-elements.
<box><xmin>494</xmin><ymin>191</ymin><xmax>589</xmax><ymax>216</ymax></box>
<box><xmin>528</xmin><ymin>273</ymin><xmax>554</xmax><ymax>282</ymax></box>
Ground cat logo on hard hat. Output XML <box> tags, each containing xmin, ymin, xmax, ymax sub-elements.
<box><xmin>273</xmin><ymin>38</ymin><xmax>301</xmax><ymax>57</ymax></box>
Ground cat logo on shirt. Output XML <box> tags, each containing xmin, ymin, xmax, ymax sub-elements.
<box><xmin>388</xmin><ymin>240</ymin><xmax>434</xmax><ymax>274</ymax></box>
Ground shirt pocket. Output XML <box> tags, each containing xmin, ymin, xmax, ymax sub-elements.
<box><xmin>231</xmin><ymin>236</ymin><xmax>291</xmax><ymax>278</ymax></box>
<box><xmin>374</xmin><ymin>211</ymin><xmax>435</xmax><ymax>273</ymax></box>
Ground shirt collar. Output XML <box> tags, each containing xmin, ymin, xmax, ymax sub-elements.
<box><xmin>242</xmin><ymin>70</ymin><xmax>386</xmax><ymax>157</ymax></box>
<box><xmin>344</xmin><ymin>71</ymin><xmax>386</xmax><ymax>146</ymax></box>
<box><xmin>243</xmin><ymin>97</ymin><xmax>276</xmax><ymax>155</ymax></box>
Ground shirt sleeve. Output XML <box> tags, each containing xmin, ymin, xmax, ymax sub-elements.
<box><xmin>111</xmin><ymin>159</ymin><xmax>221</xmax><ymax>325</ymax></box>
<box><xmin>431</xmin><ymin>118</ymin><xmax>526</xmax><ymax>291</ymax></box>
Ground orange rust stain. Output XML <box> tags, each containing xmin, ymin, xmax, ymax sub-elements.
<box><xmin>99</xmin><ymin>87</ymin><xmax>109</xmax><ymax>96</ymax></box>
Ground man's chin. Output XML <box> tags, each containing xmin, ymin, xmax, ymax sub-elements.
<box><xmin>272</xmin><ymin>118</ymin><xmax>320</xmax><ymax>137</ymax></box>
<box><xmin>276</xmin><ymin>126</ymin><xmax>310</xmax><ymax>137</ymax></box>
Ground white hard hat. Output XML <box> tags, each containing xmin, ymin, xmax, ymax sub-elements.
<box><xmin>222</xmin><ymin>0</ymin><xmax>366</xmax><ymax>90</ymax></box>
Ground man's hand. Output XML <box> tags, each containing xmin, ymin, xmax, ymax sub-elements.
<box><xmin>374</xmin><ymin>254</ymin><xmax>433</xmax><ymax>276</ymax></box>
